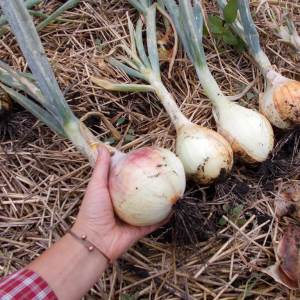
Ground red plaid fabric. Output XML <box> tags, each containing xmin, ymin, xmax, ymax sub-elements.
<box><xmin>0</xmin><ymin>269</ymin><xmax>57</xmax><ymax>300</ymax></box>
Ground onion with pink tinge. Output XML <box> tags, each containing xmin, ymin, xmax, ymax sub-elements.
<box><xmin>109</xmin><ymin>147</ymin><xmax>186</xmax><ymax>226</ymax></box>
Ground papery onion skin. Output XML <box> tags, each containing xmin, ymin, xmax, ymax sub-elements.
<box><xmin>260</xmin><ymin>79</ymin><xmax>300</xmax><ymax>129</ymax></box>
<box><xmin>176</xmin><ymin>123</ymin><xmax>233</xmax><ymax>184</ymax></box>
<box><xmin>109</xmin><ymin>147</ymin><xmax>186</xmax><ymax>226</ymax></box>
<box><xmin>215</xmin><ymin>102</ymin><xmax>274</xmax><ymax>163</ymax></box>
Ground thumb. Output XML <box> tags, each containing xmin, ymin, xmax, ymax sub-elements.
<box><xmin>89</xmin><ymin>146</ymin><xmax>111</xmax><ymax>189</ymax></box>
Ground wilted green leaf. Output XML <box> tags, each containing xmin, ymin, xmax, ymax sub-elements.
<box><xmin>224</xmin><ymin>0</ymin><xmax>238</xmax><ymax>24</ymax></box>
<box><xmin>235</xmin><ymin>37</ymin><xmax>246</xmax><ymax>52</ymax></box>
<box><xmin>222</xmin><ymin>203</ymin><xmax>230</xmax><ymax>212</ymax></box>
<box><xmin>222</xmin><ymin>29</ymin><xmax>239</xmax><ymax>45</ymax></box>
<box><xmin>237</xmin><ymin>218</ymin><xmax>247</xmax><ymax>227</ymax></box>
<box><xmin>203</xmin><ymin>23</ymin><xmax>209</xmax><ymax>37</ymax></box>
<box><xmin>208</xmin><ymin>15</ymin><xmax>224</xmax><ymax>34</ymax></box>
<box><xmin>241</xmin><ymin>273</ymin><xmax>262</xmax><ymax>299</ymax></box>
<box><xmin>95</xmin><ymin>38</ymin><xmax>103</xmax><ymax>51</ymax></box>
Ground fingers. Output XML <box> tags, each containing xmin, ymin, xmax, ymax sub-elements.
<box><xmin>89</xmin><ymin>146</ymin><xmax>111</xmax><ymax>189</ymax></box>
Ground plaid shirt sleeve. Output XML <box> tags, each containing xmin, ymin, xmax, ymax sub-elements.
<box><xmin>0</xmin><ymin>269</ymin><xmax>57</xmax><ymax>300</ymax></box>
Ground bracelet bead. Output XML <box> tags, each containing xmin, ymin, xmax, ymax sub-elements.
<box><xmin>67</xmin><ymin>229</ymin><xmax>111</xmax><ymax>263</ymax></box>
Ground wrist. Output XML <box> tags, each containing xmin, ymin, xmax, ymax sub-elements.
<box><xmin>72</xmin><ymin>221</ymin><xmax>119</xmax><ymax>262</ymax></box>
<box><xmin>67</xmin><ymin>229</ymin><xmax>111</xmax><ymax>263</ymax></box>
<box><xmin>28</xmin><ymin>233</ymin><xmax>108</xmax><ymax>300</ymax></box>
<box><xmin>63</xmin><ymin>233</ymin><xmax>107</xmax><ymax>265</ymax></box>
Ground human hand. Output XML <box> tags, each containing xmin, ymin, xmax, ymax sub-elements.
<box><xmin>72</xmin><ymin>146</ymin><xmax>167</xmax><ymax>262</ymax></box>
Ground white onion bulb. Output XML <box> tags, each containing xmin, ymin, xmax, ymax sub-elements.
<box><xmin>176</xmin><ymin>123</ymin><xmax>233</xmax><ymax>184</ymax></box>
<box><xmin>214</xmin><ymin>101</ymin><xmax>274</xmax><ymax>163</ymax></box>
<box><xmin>109</xmin><ymin>147</ymin><xmax>186</xmax><ymax>226</ymax></box>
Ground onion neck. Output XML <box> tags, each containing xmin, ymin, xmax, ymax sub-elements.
<box><xmin>64</xmin><ymin>116</ymin><xmax>120</xmax><ymax>167</ymax></box>
<box><xmin>148</xmin><ymin>73</ymin><xmax>190</xmax><ymax>131</ymax></box>
<box><xmin>195</xmin><ymin>64</ymin><xmax>229</xmax><ymax>111</ymax></box>
<box><xmin>253</xmin><ymin>50</ymin><xmax>273</xmax><ymax>77</ymax></box>
<box><xmin>265</xmin><ymin>68</ymin><xmax>288</xmax><ymax>87</ymax></box>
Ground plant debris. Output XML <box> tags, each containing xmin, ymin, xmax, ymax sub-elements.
<box><xmin>263</xmin><ymin>225</ymin><xmax>300</xmax><ymax>289</ymax></box>
<box><xmin>275</xmin><ymin>182</ymin><xmax>300</xmax><ymax>220</ymax></box>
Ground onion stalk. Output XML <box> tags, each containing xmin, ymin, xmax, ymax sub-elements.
<box><xmin>92</xmin><ymin>2</ymin><xmax>233</xmax><ymax>184</ymax></box>
<box><xmin>218</xmin><ymin>0</ymin><xmax>300</xmax><ymax>129</ymax></box>
<box><xmin>0</xmin><ymin>0</ymin><xmax>186</xmax><ymax>227</ymax></box>
<box><xmin>164</xmin><ymin>0</ymin><xmax>274</xmax><ymax>163</ymax></box>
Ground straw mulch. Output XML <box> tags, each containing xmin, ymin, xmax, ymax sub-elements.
<box><xmin>1</xmin><ymin>0</ymin><xmax>300</xmax><ymax>299</ymax></box>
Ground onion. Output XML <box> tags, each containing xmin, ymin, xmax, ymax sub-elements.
<box><xmin>110</xmin><ymin>147</ymin><xmax>186</xmax><ymax>226</ymax></box>
<box><xmin>215</xmin><ymin>99</ymin><xmax>274</xmax><ymax>162</ymax></box>
<box><xmin>260</xmin><ymin>69</ymin><xmax>300</xmax><ymax>129</ymax></box>
<box><xmin>63</xmin><ymin>116</ymin><xmax>187</xmax><ymax>227</ymax></box>
<box><xmin>176</xmin><ymin>123</ymin><xmax>233</xmax><ymax>183</ymax></box>
<box><xmin>198</xmin><ymin>68</ymin><xmax>274</xmax><ymax>163</ymax></box>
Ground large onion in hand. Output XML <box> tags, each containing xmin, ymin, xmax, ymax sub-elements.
<box><xmin>109</xmin><ymin>147</ymin><xmax>186</xmax><ymax>226</ymax></box>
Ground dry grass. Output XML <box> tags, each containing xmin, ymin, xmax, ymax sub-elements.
<box><xmin>1</xmin><ymin>0</ymin><xmax>300</xmax><ymax>299</ymax></box>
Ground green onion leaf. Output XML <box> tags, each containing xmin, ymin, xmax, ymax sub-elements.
<box><xmin>134</xmin><ymin>18</ymin><xmax>151</xmax><ymax>68</ymax></box>
<box><xmin>223</xmin><ymin>0</ymin><xmax>238</xmax><ymax>24</ymax></box>
<box><xmin>128</xmin><ymin>0</ymin><xmax>149</xmax><ymax>14</ymax></box>
<box><xmin>91</xmin><ymin>76</ymin><xmax>154</xmax><ymax>93</ymax></box>
<box><xmin>208</xmin><ymin>15</ymin><xmax>224</xmax><ymax>34</ymax></box>
<box><xmin>0</xmin><ymin>83</ymin><xmax>65</xmax><ymax>136</ymax></box>
<box><xmin>222</xmin><ymin>28</ymin><xmax>239</xmax><ymax>45</ymax></box>
<box><xmin>146</xmin><ymin>5</ymin><xmax>161</xmax><ymax>79</ymax></box>
<box><xmin>0</xmin><ymin>0</ymin><xmax>74</xmax><ymax>124</ymax></box>
<box><xmin>0</xmin><ymin>0</ymin><xmax>41</xmax><ymax>27</ymax></box>
<box><xmin>36</xmin><ymin>0</ymin><xmax>81</xmax><ymax>31</ymax></box>
<box><xmin>109</xmin><ymin>58</ymin><xmax>148</xmax><ymax>81</ymax></box>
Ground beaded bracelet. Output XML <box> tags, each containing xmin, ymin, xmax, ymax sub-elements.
<box><xmin>67</xmin><ymin>229</ymin><xmax>111</xmax><ymax>263</ymax></box>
